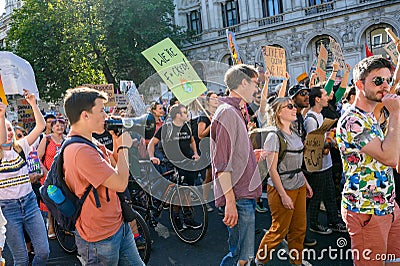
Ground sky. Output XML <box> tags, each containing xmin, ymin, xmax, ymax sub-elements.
<box><xmin>0</xmin><ymin>0</ymin><xmax>4</xmax><ymax>15</ymax></box>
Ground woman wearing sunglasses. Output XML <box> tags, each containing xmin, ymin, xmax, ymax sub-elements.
<box><xmin>37</xmin><ymin>118</ymin><xmax>66</xmax><ymax>239</ymax></box>
<box><xmin>0</xmin><ymin>90</ymin><xmax>49</xmax><ymax>265</ymax></box>
<box><xmin>255</xmin><ymin>97</ymin><xmax>313</xmax><ymax>266</ymax></box>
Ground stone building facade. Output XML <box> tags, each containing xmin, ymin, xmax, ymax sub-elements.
<box><xmin>174</xmin><ymin>0</ymin><xmax>400</xmax><ymax>90</ymax></box>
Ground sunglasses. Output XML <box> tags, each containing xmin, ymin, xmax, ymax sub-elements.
<box><xmin>299</xmin><ymin>90</ymin><xmax>309</xmax><ymax>96</ymax></box>
<box><xmin>282</xmin><ymin>103</ymin><xmax>295</xmax><ymax>110</ymax></box>
<box><xmin>372</xmin><ymin>76</ymin><xmax>394</xmax><ymax>86</ymax></box>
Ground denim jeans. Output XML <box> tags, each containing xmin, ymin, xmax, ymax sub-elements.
<box><xmin>220</xmin><ymin>198</ymin><xmax>256</xmax><ymax>266</ymax></box>
<box><xmin>75</xmin><ymin>222</ymin><xmax>145</xmax><ymax>266</ymax></box>
<box><xmin>0</xmin><ymin>191</ymin><xmax>49</xmax><ymax>266</ymax></box>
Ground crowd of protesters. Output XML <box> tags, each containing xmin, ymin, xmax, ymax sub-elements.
<box><xmin>0</xmin><ymin>41</ymin><xmax>400</xmax><ymax>266</ymax></box>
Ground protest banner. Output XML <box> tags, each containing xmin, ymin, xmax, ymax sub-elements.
<box><xmin>126</xmin><ymin>83</ymin><xmax>146</xmax><ymax>116</ymax></box>
<box><xmin>0</xmin><ymin>75</ymin><xmax>8</xmax><ymax>105</ymax></box>
<box><xmin>316</xmin><ymin>44</ymin><xmax>328</xmax><ymax>82</ymax></box>
<box><xmin>83</xmin><ymin>84</ymin><xmax>116</xmax><ymax>107</ymax></box>
<box><xmin>226</xmin><ymin>30</ymin><xmax>242</xmax><ymax>65</ymax></box>
<box><xmin>384</xmin><ymin>41</ymin><xmax>399</xmax><ymax>65</ymax></box>
<box><xmin>17</xmin><ymin>98</ymin><xmax>35</xmax><ymax>130</ymax></box>
<box><xmin>115</xmin><ymin>94</ymin><xmax>128</xmax><ymax>109</ymax></box>
<box><xmin>142</xmin><ymin>38</ymin><xmax>207</xmax><ymax>106</ymax></box>
<box><xmin>0</xmin><ymin>51</ymin><xmax>40</xmax><ymax>99</ymax></box>
<box><xmin>261</xmin><ymin>46</ymin><xmax>286</xmax><ymax>78</ymax></box>
<box><xmin>329</xmin><ymin>37</ymin><xmax>346</xmax><ymax>70</ymax></box>
<box><xmin>304</xmin><ymin>118</ymin><xmax>337</xmax><ymax>172</ymax></box>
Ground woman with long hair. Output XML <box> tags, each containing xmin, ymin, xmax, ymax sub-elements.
<box><xmin>0</xmin><ymin>90</ymin><xmax>49</xmax><ymax>265</ymax></box>
<box><xmin>37</xmin><ymin>118</ymin><xmax>66</xmax><ymax>239</ymax></box>
<box><xmin>197</xmin><ymin>91</ymin><xmax>219</xmax><ymax>212</ymax></box>
<box><xmin>255</xmin><ymin>97</ymin><xmax>313</xmax><ymax>266</ymax></box>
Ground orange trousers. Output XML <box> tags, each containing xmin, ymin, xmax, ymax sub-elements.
<box><xmin>256</xmin><ymin>184</ymin><xmax>307</xmax><ymax>265</ymax></box>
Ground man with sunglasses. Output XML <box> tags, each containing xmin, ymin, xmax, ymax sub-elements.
<box><xmin>336</xmin><ymin>55</ymin><xmax>400</xmax><ymax>266</ymax></box>
<box><xmin>288</xmin><ymin>84</ymin><xmax>310</xmax><ymax>142</ymax></box>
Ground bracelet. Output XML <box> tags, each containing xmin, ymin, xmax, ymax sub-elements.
<box><xmin>117</xmin><ymin>146</ymin><xmax>130</xmax><ymax>153</ymax></box>
<box><xmin>332</xmin><ymin>70</ymin><xmax>338</xmax><ymax>73</ymax></box>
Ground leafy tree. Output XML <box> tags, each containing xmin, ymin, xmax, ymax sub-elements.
<box><xmin>6</xmin><ymin>0</ymin><xmax>186</xmax><ymax>103</ymax></box>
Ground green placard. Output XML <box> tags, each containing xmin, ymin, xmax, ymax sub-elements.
<box><xmin>142</xmin><ymin>38</ymin><xmax>207</xmax><ymax>105</ymax></box>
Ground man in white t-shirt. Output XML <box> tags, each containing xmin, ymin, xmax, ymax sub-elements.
<box><xmin>304</xmin><ymin>86</ymin><xmax>346</xmax><ymax>235</ymax></box>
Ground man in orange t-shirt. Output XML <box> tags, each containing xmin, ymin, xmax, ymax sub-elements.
<box><xmin>63</xmin><ymin>87</ymin><xmax>144</xmax><ymax>265</ymax></box>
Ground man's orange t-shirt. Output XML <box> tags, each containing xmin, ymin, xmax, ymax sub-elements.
<box><xmin>64</xmin><ymin>142</ymin><xmax>122</xmax><ymax>242</ymax></box>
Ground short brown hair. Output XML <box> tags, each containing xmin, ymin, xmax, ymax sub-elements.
<box><xmin>64</xmin><ymin>87</ymin><xmax>107</xmax><ymax>125</ymax></box>
<box><xmin>353</xmin><ymin>56</ymin><xmax>393</xmax><ymax>82</ymax></box>
<box><xmin>224</xmin><ymin>64</ymin><xmax>258</xmax><ymax>90</ymax></box>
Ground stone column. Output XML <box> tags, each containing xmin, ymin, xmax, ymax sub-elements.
<box><xmin>201</xmin><ymin>0</ymin><xmax>209</xmax><ymax>31</ymax></box>
<box><xmin>237</xmin><ymin>0</ymin><xmax>248</xmax><ymax>22</ymax></box>
<box><xmin>283</xmin><ymin>0</ymin><xmax>292</xmax><ymax>12</ymax></box>
<box><xmin>248</xmin><ymin>0</ymin><xmax>256</xmax><ymax>20</ymax></box>
<box><xmin>208</xmin><ymin>0</ymin><xmax>217</xmax><ymax>29</ymax></box>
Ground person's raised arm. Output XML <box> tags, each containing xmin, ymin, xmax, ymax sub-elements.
<box><xmin>278</xmin><ymin>72</ymin><xmax>290</xmax><ymax>98</ymax></box>
<box><xmin>24</xmin><ymin>90</ymin><xmax>45</xmax><ymax>146</ymax></box>
<box><xmin>0</xmin><ymin>103</ymin><xmax>7</xmax><ymax>145</ymax></box>
<box><xmin>325</xmin><ymin>61</ymin><xmax>339</xmax><ymax>95</ymax></box>
<box><xmin>259</xmin><ymin>68</ymin><xmax>271</xmax><ymax>115</ymax></box>
<box><xmin>310</xmin><ymin>72</ymin><xmax>318</xmax><ymax>88</ymax></box>
<box><xmin>362</xmin><ymin>94</ymin><xmax>400</xmax><ymax>167</ymax></box>
<box><xmin>393</xmin><ymin>40</ymin><xmax>400</xmax><ymax>89</ymax></box>
<box><xmin>101</xmin><ymin>131</ymin><xmax>133</xmax><ymax>192</ymax></box>
<box><xmin>335</xmin><ymin>63</ymin><xmax>351</xmax><ymax>104</ymax></box>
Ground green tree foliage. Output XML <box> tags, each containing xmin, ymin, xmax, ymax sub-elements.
<box><xmin>6</xmin><ymin>0</ymin><xmax>186</xmax><ymax>102</ymax></box>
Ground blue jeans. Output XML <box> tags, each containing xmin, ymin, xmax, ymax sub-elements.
<box><xmin>221</xmin><ymin>198</ymin><xmax>256</xmax><ymax>266</ymax></box>
<box><xmin>0</xmin><ymin>191</ymin><xmax>49</xmax><ymax>266</ymax></box>
<box><xmin>75</xmin><ymin>222</ymin><xmax>145</xmax><ymax>266</ymax></box>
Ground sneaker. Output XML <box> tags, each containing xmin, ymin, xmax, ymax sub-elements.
<box><xmin>174</xmin><ymin>216</ymin><xmax>184</xmax><ymax>232</ymax></box>
<box><xmin>134</xmin><ymin>235</ymin><xmax>146</xmax><ymax>250</ymax></box>
<box><xmin>206</xmin><ymin>203</ymin><xmax>214</xmax><ymax>212</ymax></box>
<box><xmin>309</xmin><ymin>224</ymin><xmax>333</xmax><ymax>235</ymax></box>
<box><xmin>255</xmin><ymin>203</ymin><xmax>268</xmax><ymax>213</ymax></box>
<box><xmin>328</xmin><ymin>222</ymin><xmax>347</xmax><ymax>233</ymax></box>
<box><xmin>303</xmin><ymin>236</ymin><xmax>317</xmax><ymax>247</ymax></box>
<box><xmin>249</xmin><ymin>257</ymin><xmax>264</xmax><ymax>266</ymax></box>
<box><xmin>184</xmin><ymin>219</ymin><xmax>202</xmax><ymax>229</ymax></box>
<box><xmin>217</xmin><ymin>207</ymin><xmax>224</xmax><ymax>216</ymax></box>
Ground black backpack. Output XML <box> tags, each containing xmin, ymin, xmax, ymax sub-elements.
<box><xmin>39</xmin><ymin>136</ymin><xmax>101</xmax><ymax>231</ymax></box>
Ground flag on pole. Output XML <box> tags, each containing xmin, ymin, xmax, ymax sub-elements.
<box><xmin>0</xmin><ymin>75</ymin><xmax>8</xmax><ymax>105</ymax></box>
<box><xmin>365</xmin><ymin>43</ymin><xmax>373</xmax><ymax>57</ymax></box>
<box><xmin>226</xmin><ymin>30</ymin><xmax>242</xmax><ymax>65</ymax></box>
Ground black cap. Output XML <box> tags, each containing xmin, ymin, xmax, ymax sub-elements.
<box><xmin>288</xmin><ymin>84</ymin><xmax>310</xmax><ymax>99</ymax></box>
<box><xmin>44</xmin><ymin>113</ymin><xmax>56</xmax><ymax>120</ymax></box>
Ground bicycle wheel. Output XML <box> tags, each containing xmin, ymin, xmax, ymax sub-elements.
<box><xmin>169</xmin><ymin>186</ymin><xmax>208</xmax><ymax>244</ymax></box>
<box><xmin>54</xmin><ymin>220</ymin><xmax>77</xmax><ymax>254</ymax></box>
<box><xmin>129</xmin><ymin>210</ymin><xmax>152</xmax><ymax>264</ymax></box>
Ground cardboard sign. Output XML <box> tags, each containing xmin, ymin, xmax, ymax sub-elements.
<box><xmin>261</xmin><ymin>46</ymin><xmax>286</xmax><ymax>78</ymax></box>
<box><xmin>329</xmin><ymin>37</ymin><xmax>346</xmax><ymax>71</ymax></box>
<box><xmin>115</xmin><ymin>94</ymin><xmax>128</xmax><ymax>108</ymax></box>
<box><xmin>17</xmin><ymin>98</ymin><xmax>34</xmax><ymax>130</ymax></box>
<box><xmin>142</xmin><ymin>38</ymin><xmax>207</xmax><ymax>106</ymax></box>
<box><xmin>0</xmin><ymin>51</ymin><xmax>40</xmax><ymax>99</ymax></box>
<box><xmin>83</xmin><ymin>84</ymin><xmax>116</xmax><ymax>107</ymax></box>
<box><xmin>316</xmin><ymin>44</ymin><xmax>328</xmax><ymax>82</ymax></box>
<box><xmin>304</xmin><ymin>118</ymin><xmax>337</xmax><ymax>172</ymax></box>
<box><xmin>384</xmin><ymin>41</ymin><xmax>399</xmax><ymax>65</ymax></box>
<box><xmin>226</xmin><ymin>30</ymin><xmax>243</xmax><ymax>65</ymax></box>
<box><xmin>126</xmin><ymin>83</ymin><xmax>146</xmax><ymax>116</ymax></box>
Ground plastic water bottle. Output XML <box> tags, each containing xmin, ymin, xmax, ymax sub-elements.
<box><xmin>47</xmin><ymin>185</ymin><xmax>75</xmax><ymax>217</ymax></box>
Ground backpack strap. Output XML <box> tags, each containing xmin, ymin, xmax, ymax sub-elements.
<box><xmin>56</xmin><ymin>136</ymin><xmax>103</xmax><ymax>208</ymax></box>
<box><xmin>305</xmin><ymin>113</ymin><xmax>320</xmax><ymax>129</ymax></box>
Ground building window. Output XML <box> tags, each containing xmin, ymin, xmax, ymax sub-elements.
<box><xmin>222</xmin><ymin>1</ymin><xmax>240</xmax><ymax>28</ymax></box>
<box><xmin>187</xmin><ymin>10</ymin><xmax>202</xmax><ymax>34</ymax></box>
<box><xmin>372</xmin><ymin>34</ymin><xmax>382</xmax><ymax>48</ymax></box>
<box><xmin>309</xmin><ymin>0</ymin><xmax>331</xmax><ymax>6</ymax></box>
<box><xmin>261</xmin><ymin>0</ymin><xmax>283</xmax><ymax>17</ymax></box>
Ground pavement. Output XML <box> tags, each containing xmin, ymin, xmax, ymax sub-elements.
<box><xmin>3</xmin><ymin>201</ymin><xmax>354</xmax><ymax>265</ymax></box>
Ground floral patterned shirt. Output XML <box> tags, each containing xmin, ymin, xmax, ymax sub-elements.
<box><xmin>336</xmin><ymin>106</ymin><xmax>395</xmax><ymax>215</ymax></box>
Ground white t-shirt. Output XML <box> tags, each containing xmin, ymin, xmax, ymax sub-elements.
<box><xmin>0</xmin><ymin>138</ymin><xmax>33</xmax><ymax>200</ymax></box>
<box><xmin>304</xmin><ymin>110</ymin><xmax>333</xmax><ymax>171</ymax></box>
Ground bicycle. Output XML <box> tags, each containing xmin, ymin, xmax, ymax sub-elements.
<box><xmin>53</xmin><ymin>206</ymin><xmax>152</xmax><ymax>263</ymax></box>
<box><xmin>129</xmin><ymin>159</ymin><xmax>208</xmax><ymax>244</ymax></box>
